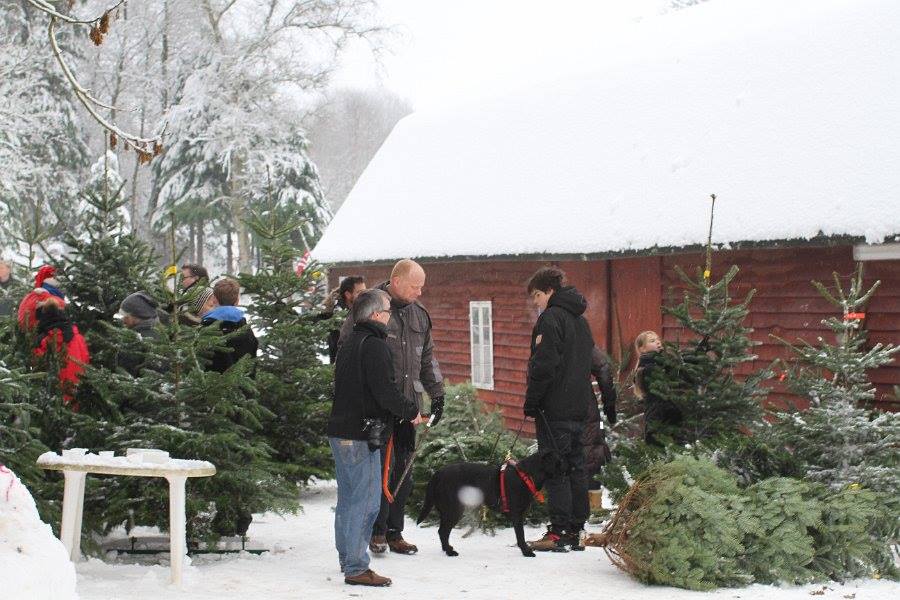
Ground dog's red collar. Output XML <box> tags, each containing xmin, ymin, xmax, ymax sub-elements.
<box><xmin>499</xmin><ymin>460</ymin><xmax>545</xmax><ymax>514</ymax></box>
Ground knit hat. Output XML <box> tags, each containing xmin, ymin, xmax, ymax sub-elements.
<box><xmin>35</xmin><ymin>265</ymin><xmax>57</xmax><ymax>288</ymax></box>
<box><xmin>120</xmin><ymin>292</ymin><xmax>159</xmax><ymax>320</ymax></box>
<box><xmin>34</xmin><ymin>265</ymin><xmax>64</xmax><ymax>300</ymax></box>
<box><xmin>190</xmin><ymin>286</ymin><xmax>215</xmax><ymax>314</ymax></box>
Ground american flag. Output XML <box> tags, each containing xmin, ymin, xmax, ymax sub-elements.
<box><xmin>295</xmin><ymin>250</ymin><xmax>311</xmax><ymax>276</ymax></box>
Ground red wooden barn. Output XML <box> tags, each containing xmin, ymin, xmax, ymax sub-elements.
<box><xmin>312</xmin><ymin>0</ymin><xmax>900</xmax><ymax>430</ymax></box>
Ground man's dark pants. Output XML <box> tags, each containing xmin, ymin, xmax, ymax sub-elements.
<box><xmin>373</xmin><ymin>429</ymin><xmax>414</xmax><ymax>540</ymax></box>
<box><xmin>536</xmin><ymin>419</ymin><xmax>588</xmax><ymax>533</ymax></box>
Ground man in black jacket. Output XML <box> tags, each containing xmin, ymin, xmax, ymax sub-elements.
<box><xmin>337</xmin><ymin>259</ymin><xmax>444</xmax><ymax>555</ymax></box>
<box><xmin>117</xmin><ymin>292</ymin><xmax>163</xmax><ymax>376</ymax></box>
<box><xmin>201</xmin><ymin>278</ymin><xmax>258</xmax><ymax>376</ymax></box>
<box><xmin>523</xmin><ymin>267</ymin><xmax>595</xmax><ymax>552</ymax></box>
<box><xmin>329</xmin><ymin>289</ymin><xmax>423</xmax><ymax>587</ymax></box>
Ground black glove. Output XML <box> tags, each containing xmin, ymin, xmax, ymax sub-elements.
<box><xmin>430</xmin><ymin>396</ymin><xmax>444</xmax><ymax>426</ymax></box>
<box><xmin>523</xmin><ymin>403</ymin><xmax>539</xmax><ymax>418</ymax></box>
<box><xmin>604</xmin><ymin>404</ymin><xmax>617</xmax><ymax>426</ymax></box>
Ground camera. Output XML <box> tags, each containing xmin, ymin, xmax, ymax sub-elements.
<box><xmin>362</xmin><ymin>417</ymin><xmax>386</xmax><ymax>450</ymax></box>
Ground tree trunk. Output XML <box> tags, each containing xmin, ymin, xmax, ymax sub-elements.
<box><xmin>197</xmin><ymin>220</ymin><xmax>205</xmax><ymax>266</ymax></box>
<box><xmin>229</xmin><ymin>154</ymin><xmax>252</xmax><ymax>274</ymax></box>
<box><xmin>189</xmin><ymin>222</ymin><xmax>196</xmax><ymax>262</ymax></box>
<box><xmin>226</xmin><ymin>226</ymin><xmax>233</xmax><ymax>275</ymax></box>
<box><xmin>161</xmin><ymin>0</ymin><xmax>170</xmax><ymax>111</ymax></box>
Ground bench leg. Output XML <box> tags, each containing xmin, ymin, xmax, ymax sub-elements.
<box><xmin>166</xmin><ymin>475</ymin><xmax>188</xmax><ymax>586</ymax></box>
<box><xmin>59</xmin><ymin>471</ymin><xmax>87</xmax><ymax>561</ymax></box>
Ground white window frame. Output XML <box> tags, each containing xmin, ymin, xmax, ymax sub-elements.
<box><xmin>853</xmin><ymin>242</ymin><xmax>900</xmax><ymax>261</ymax></box>
<box><xmin>469</xmin><ymin>301</ymin><xmax>494</xmax><ymax>390</ymax></box>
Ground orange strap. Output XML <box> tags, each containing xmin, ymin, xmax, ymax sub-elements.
<box><xmin>382</xmin><ymin>434</ymin><xmax>395</xmax><ymax>504</ymax></box>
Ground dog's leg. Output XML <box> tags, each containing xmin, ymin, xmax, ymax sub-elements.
<box><xmin>511</xmin><ymin>512</ymin><xmax>535</xmax><ymax>557</ymax></box>
<box><xmin>438</xmin><ymin>507</ymin><xmax>462</xmax><ymax>557</ymax></box>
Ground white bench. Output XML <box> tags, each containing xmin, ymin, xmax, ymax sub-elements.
<box><xmin>37</xmin><ymin>450</ymin><xmax>216</xmax><ymax>586</ymax></box>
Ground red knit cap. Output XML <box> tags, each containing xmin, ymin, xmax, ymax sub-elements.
<box><xmin>35</xmin><ymin>265</ymin><xmax>57</xmax><ymax>288</ymax></box>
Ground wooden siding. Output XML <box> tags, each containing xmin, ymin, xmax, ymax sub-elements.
<box><xmin>330</xmin><ymin>246</ymin><xmax>900</xmax><ymax>435</ymax></box>
<box><xmin>660</xmin><ymin>246</ymin><xmax>899</xmax><ymax>411</ymax></box>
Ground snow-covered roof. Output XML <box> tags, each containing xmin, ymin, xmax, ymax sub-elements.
<box><xmin>313</xmin><ymin>0</ymin><xmax>900</xmax><ymax>264</ymax></box>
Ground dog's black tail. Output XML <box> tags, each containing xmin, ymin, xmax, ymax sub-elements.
<box><xmin>416</xmin><ymin>477</ymin><xmax>436</xmax><ymax>524</ymax></box>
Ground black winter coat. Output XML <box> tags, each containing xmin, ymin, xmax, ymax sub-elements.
<box><xmin>524</xmin><ymin>286</ymin><xmax>595</xmax><ymax>422</ymax></box>
<box><xmin>117</xmin><ymin>319</ymin><xmax>161</xmax><ymax>376</ymax></box>
<box><xmin>636</xmin><ymin>351</ymin><xmax>684</xmax><ymax>445</ymax></box>
<box><xmin>583</xmin><ymin>347</ymin><xmax>618</xmax><ymax>476</ymax></box>
<box><xmin>328</xmin><ymin>320</ymin><xmax>419</xmax><ymax>441</ymax></box>
<box><xmin>201</xmin><ymin>307</ymin><xmax>259</xmax><ymax>376</ymax></box>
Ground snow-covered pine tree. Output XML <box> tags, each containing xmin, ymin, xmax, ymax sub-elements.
<box><xmin>0</xmin><ymin>3</ymin><xmax>89</xmax><ymax>247</ymax></box>
<box><xmin>152</xmin><ymin>40</ymin><xmax>331</xmax><ymax>273</ymax></box>
<box><xmin>773</xmin><ymin>266</ymin><xmax>900</xmax><ymax>495</ymax></box>
<box><xmin>0</xmin><ymin>355</ymin><xmax>54</xmax><ymax>513</ymax></box>
<box><xmin>55</xmin><ymin>157</ymin><xmax>157</xmax><ymax>333</ymax></box>
<box><xmin>645</xmin><ymin>265</ymin><xmax>771</xmax><ymax>443</ymax></box>
<box><xmin>238</xmin><ymin>207</ymin><xmax>334</xmax><ymax>485</ymax></box>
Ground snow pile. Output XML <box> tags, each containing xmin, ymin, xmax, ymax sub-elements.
<box><xmin>314</xmin><ymin>0</ymin><xmax>900</xmax><ymax>263</ymax></box>
<box><xmin>0</xmin><ymin>466</ymin><xmax>78</xmax><ymax>600</ymax></box>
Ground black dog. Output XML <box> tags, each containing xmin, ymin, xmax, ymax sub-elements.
<box><xmin>416</xmin><ymin>450</ymin><xmax>567</xmax><ymax>558</ymax></box>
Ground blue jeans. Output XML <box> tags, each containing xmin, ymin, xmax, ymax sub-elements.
<box><xmin>330</xmin><ymin>437</ymin><xmax>382</xmax><ymax>577</ymax></box>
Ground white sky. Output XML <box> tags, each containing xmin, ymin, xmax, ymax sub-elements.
<box><xmin>333</xmin><ymin>0</ymin><xmax>688</xmax><ymax>111</ymax></box>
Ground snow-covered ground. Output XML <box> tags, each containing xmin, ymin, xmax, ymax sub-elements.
<box><xmin>73</xmin><ymin>480</ymin><xmax>900</xmax><ymax>600</ymax></box>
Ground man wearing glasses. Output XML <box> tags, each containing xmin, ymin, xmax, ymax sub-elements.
<box><xmin>329</xmin><ymin>289</ymin><xmax>424</xmax><ymax>587</ymax></box>
<box><xmin>180</xmin><ymin>263</ymin><xmax>208</xmax><ymax>292</ymax></box>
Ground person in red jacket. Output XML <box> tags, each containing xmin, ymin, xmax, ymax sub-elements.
<box><xmin>17</xmin><ymin>265</ymin><xmax>89</xmax><ymax>408</ymax></box>
<box><xmin>17</xmin><ymin>265</ymin><xmax>66</xmax><ymax>330</ymax></box>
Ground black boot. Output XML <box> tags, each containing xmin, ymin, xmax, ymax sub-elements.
<box><xmin>561</xmin><ymin>528</ymin><xmax>585</xmax><ymax>551</ymax></box>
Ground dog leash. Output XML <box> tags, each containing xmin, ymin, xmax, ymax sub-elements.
<box><xmin>537</xmin><ymin>410</ymin><xmax>565</xmax><ymax>456</ymax></box>
<box><xmin>488</xmin><ymin>414</ymin><xmax>528</xmax><ymax>465</ymax></box>
<box><xmin>389</xmin><ymin>413</ymin><xmax>436</xmax><ymax>501</ymax></box>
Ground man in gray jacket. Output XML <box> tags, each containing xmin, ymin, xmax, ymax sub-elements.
<box><xmin>338</xmin><ymin>258</ymin><xmax>445</xmax><ymax>555</ymax></box>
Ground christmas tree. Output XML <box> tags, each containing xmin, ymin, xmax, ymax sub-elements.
<box><xmin>238</xmin><ymin>206</ymin><xmax>334</xmax><ymax>486</ymax></box>
<box><xmin>644</xmin><ymin>265</ymin><xmax>771</xmax><ymax>443</ymax></box>
<box><xmin>54</xmin><ymin>167</ymin><xmax>157</xmax><ymax>333</ymax></box>
<box><xmin>773</xmin><ymin>266</ymin><xmax>900</xmax><ymax>495</ymax></box>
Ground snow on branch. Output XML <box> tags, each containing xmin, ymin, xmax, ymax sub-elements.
<box><xmin>25</xmin><ymin>0</ymin><xmax>163</xmax><ymax>164</ymax></box>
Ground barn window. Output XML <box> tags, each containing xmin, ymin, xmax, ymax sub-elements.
<box><xmin>469</xmin><ymin>301</ymin><xmax>494</xmax><ymax>390</ymax></box>
<box><xmin>853</xmin><ymin>242</ymin><xmax>900</xmax><ymax>261</ymax></box>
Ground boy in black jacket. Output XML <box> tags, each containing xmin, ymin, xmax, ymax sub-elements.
<box><xmin>328</xmin><ymin>289</ymin><xmax>423</xmax><ymax>588</ymax></box>
<box><xmin>201</xmin><ymin>278</ymin><xmax>258</xmax><ymax>376</ymax></box>
<box><xmin>523</xmin><ymin>267</ymin><xmax>595</xmax><ymax>552</ymax></box>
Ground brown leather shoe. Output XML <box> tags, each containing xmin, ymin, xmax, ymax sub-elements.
<box><xmin>345</xmin><ymin>569</ymin><xmax>392</xmax><ymax>587</ymax></box>
<box><xmin>369</xmin><ymin>534</ymin><xmax>387</xmax><ymax>554</ymax></box>
<box><xmin>387</xmin><ymin>537</ymin><xmax>418</xmax><ymax>554</ymax></box>
<box><xmin>527</xmin><ymin>530</ymin><xmax>569</xmax><ymax>552</ymax></box>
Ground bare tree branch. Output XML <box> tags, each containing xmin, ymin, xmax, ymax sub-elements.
<box><xmin>25</xmin><ymin>0</ymin><xmax>163</xmax><ymax>163</ymax></box>
<box><xmin>24</xmin><ymin>0</ymin><xmax>125</xmax><ymax>25</ymax></box>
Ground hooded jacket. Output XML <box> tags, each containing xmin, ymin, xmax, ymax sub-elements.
<box><xmin>524</xmin><ymin>286</ymin><xmax>596</xmax><ymax>422</ymax></box>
